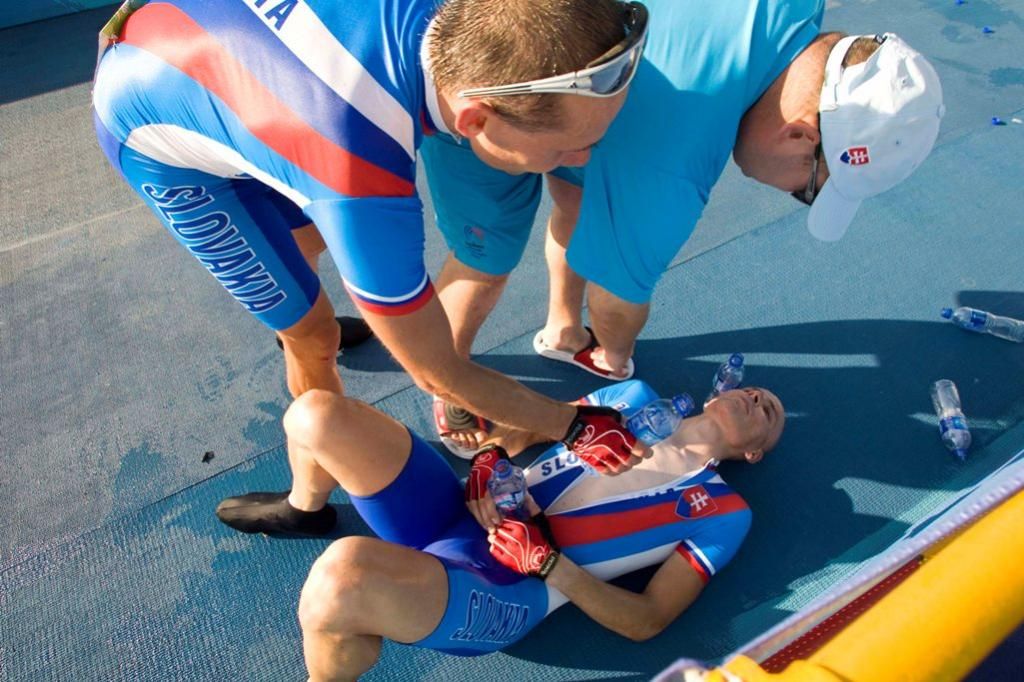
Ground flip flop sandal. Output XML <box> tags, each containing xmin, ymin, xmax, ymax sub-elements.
<box><xmin>432</xmin><ymin>395</ymin><xmax>491</xmax><ymax>460</ymax></box>
<box><xmin>276</xmin><ymin>316</ymin><xmax>373</xmax><ymax>354</ymax></box>
<box><xmin>532</xmin><ymin>326</ymin><xmax>635</xmax><ymax>380</ymax></box>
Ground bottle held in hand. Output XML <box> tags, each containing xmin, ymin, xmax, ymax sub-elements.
<box><xmin>626</xmin><ymin>394</ymin><xmax>695</xmax><ymax>446</ymax></box>
<box><xmin>487</xmin><ymin>459</ymin><xmax>529</xmax><ymax>519</ymax></box>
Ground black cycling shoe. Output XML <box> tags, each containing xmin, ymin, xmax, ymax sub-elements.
<box><xmin>275</xmin><ymin>316</ymin><xmax>373</xmax><ymax>354</ymax></box>
<box><xmin>215</xmin><ymin>491</ymin><xmax>337</xmax><ymax>537</ymax></box>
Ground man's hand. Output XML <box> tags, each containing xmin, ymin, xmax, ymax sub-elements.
<box><xmin>465</xmin><ymin>445</ymin><xmax>510</xmax><ymax>530</ymax></box>
<box><xmin>488</xmin><ymin>517</ymin><xmax>560</xmax><ymax>580</ymax></box>
<box><xmin>562</xmin><ymin>405</ymin><xmax>647</xmax><ymax>475</ymax></box>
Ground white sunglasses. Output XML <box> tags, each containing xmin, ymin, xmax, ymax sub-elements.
<box><xmin>457</xmin><ymin>1</ymin><xmax>649</xmax><ymax>99</ymax></box>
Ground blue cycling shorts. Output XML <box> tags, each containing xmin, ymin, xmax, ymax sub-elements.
<box><xmin>349</xmin><ymin>431</ymin><xmax>549</xmax><ymax>655</ymax></box>
<box><xmin>94</xmin><ymin>114</ymin><xmax>319</xmax><ymax>331</ymax></box>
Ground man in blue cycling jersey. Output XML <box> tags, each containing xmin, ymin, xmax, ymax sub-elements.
<box><xmin>270</xmin><ymin>380</ymin><xmax>784</xmax><ymax>680</ymax></box>
<box><xmin>93</xmin><ymin>0</ymin><xmax>653</xmax><ymax>530</ymax></box>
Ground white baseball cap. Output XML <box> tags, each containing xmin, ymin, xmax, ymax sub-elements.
<box><xmin>808</xmin><ymin>33</ymin><xmax>945</xmax><ymax>242</ymax></box>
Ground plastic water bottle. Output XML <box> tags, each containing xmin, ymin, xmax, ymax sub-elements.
<box><xmin>941</xmin><ymin>307</ymin><xmax>1024</xmax><ymax>343</ymax></box>
<box><xmin>487</xmin><ymin>459</ymin><xmax>528</xmax><ymax>519</ymax></box>
<box><xmin>706</xmin><ymin>353</ymin><xmax>745</xmax><ymax>405</ymax></box>
<box><xmin>930</xmin><ymin>379</ymin><xmax>972</xmax><ymax>462</ymax></box>
<box><xmin>626</xmin><ymin>394</ymin><xmax>696</xmax><ymax>446</ymax></box>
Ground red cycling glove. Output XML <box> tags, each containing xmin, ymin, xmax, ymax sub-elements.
<box><xmin>464</xmin><ymin>445</ymin><xmax>511</xmax><ymax>503</ymax></box>
<box><xmin>488</xmin><ymin>517</ymin><xmax>560</xmax><ymax>580</ymax></box>
<box><xmin>561</xmin><ymin>405</ymin><xmax>637</xmax><ymax>474</ymax></box>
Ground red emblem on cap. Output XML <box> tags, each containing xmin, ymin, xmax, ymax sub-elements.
<box><xmin>840</xmin><ymin>146</ymin><xmax>871</xmax><ymax>166</ymax></box>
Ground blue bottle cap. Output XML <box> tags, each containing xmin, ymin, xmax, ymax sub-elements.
<box><xmin>941</xmin><ymin>308</ymin><xmax>953</xmax><ymax>319</ymax></box>
<box><xmin>955</xmin><ymin>0</ymin><xmax>965</xmax><ymax>4</ymax></box>
<box><xmin>982</xmin><ymin>26</ymin><xmax>994</xmax><ymax>33</ymax></box>
<box><xmin>991</xmin><ymin>117</ymin><xmax>1006</xmax><ymax>125</ymax></box>
<box><xmin>728</xmin><ymin>353</ymin><xmax>744</xmax><ymax>367</ymax></box>
<box><xmin>492</xmin><ymin>458</ymin><xmax>511</xmax><ymax>476</ymax></box>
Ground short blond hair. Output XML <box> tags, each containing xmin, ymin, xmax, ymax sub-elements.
<box><xmin>428</xmin><ymin>0</ymin><xmax>625</xmax><ymax>131</ymax></box>
<box><xmin>843</xmin><ymin>35</ymin><xmax>884</xmax><ymax>68</ymax></box>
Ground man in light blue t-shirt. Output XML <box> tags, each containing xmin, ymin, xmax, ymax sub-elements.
<box><xmin>427</xmin><ymin>0</ymin><xmax>944</xmax><ymax>403</ymax></box>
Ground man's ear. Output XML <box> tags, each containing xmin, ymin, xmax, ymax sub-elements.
<box><xmin>743</xmin><ymin>449</ymin><xmax>764</xmax><ymax>464</ymax></box>
<box><xmin>453</xmin><ymin>100</ymin><xmax>494</xmax><ymax>139</ymax></box>
<box><xmin>778</xmin><ymin>119</ymin><xmax>820</xmax><ymax>148</ymax></box>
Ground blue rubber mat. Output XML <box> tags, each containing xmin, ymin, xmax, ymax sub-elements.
<box><xmin>2</xmin><ymin>0</ymin><xmax>1022</xmax><ymax>680</ymax></box>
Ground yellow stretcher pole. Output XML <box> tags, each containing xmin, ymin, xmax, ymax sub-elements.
<box><xmin>717</xmin><ymin>489</ymin><xmax>1024</xmax><ymax>682</ymax></box>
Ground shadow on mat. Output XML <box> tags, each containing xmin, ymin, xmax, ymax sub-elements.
<box><xmin>0</xmin><ymin>4</ymin><xmax>119</xmax><ymax>104</ymax></box>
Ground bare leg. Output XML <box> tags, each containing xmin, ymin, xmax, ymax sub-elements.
<box><xmin>434</xmin><ymin>254</ymin><xmax>509</xmax><ymax>451</ymax></box>
<box><xmin>481</xmin><ymin>422</ymin><xmax>551</xmax><ymax>456</ymax></box>
<box><xmin>278</xmin><ymin>292</ymin><xmax>343</xmax><ymax>398</ymax></box>
<box><xmin>293</xmin><ymin>223</ymin><xmax>328</xmax><ymax>276</ymax></box>
<box><xmin>284</xmin><ymin>389</ymin><xmax>418</xmax><ymax>505</ymax></box>
<box><xmin>276</xmin><ymin>224</ymin><xmax>343</xmax><ymax>398</ymax></box>
<box><xmin>299</xmin><ymin>536</ymin><xmax>448</xmax><ymax>682</ymax></box>
<box><xmin>539</xmin><ymin>176</ymin><xmax>630</xmax><ymax>377</ymax></box>
<box><xmin>587</xmin><ymin>283</ymin><xmax>648</xmax><ymax>375</ymax></box>
<box><xmin>285</xmin><ymin>394</ymin><xmax>448</xmax><ymax>680</ymax></box>
<box><xmin>218</xmin><ymin>390</ymin><xmax>413</xmax><ymax>528</ymax></box>
<box><xmin>435</xmin><ymin>253</ymin><xmax>509</xmax><ymax>359</ymax></box>
<box><xmin>539</xmin><ymin>175</ymin><xmax>591</xmax><ymax>353</ymax></box>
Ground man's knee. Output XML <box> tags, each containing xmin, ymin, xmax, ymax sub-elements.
<box><xmin>299</xmin><ymin>537</ymin><xmax>377</xmax><ymax>633</ymax></box>
<box><xmin>284</xmin><ymin>390</ymin><xmax>351</xmax><ymax>448</ymax></box>
<box><xmin>442</xmin><ymin>255</ymin><xmax>510</xmax><ymax>287</ymax></box>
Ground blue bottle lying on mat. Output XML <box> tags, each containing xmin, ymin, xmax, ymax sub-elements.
<box><xmin>488</xmin><ymin>459</ymin><xmax>528</xmax><ymax>519</ymax></box>
<box><xmin>706</xmin><ymin>353</ymin><xmax>745</xmax><ymax>405</ymax></box>
<box><xmin>626</xmin><ymin>394</ymin><xmax>695</xmax><ymax>446</ymax></box>
<box><xmin>931</xmin><ymin>379</ymin><xmax>972</xmax><ymax>462</ymax></box>
<box><xmin>941</xmin><ymin>307</ymin><xmax>1024</xmax><ymax>343</ymax></box>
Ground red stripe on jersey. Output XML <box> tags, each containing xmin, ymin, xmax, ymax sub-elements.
<box><xmin>675</xmin><ymin>545</ymin><xmax>711</xmax><ymax>583</ymax></box>
<box><xmin>345</xmin><ymin>281</ymin><xmax>434</xmax><ymax>316</ymax></box>
<box><xmin>550</xmin><ymin>492</ymin><xmax>749</xmax><ymax>547</ymax></box>
<box><xmin>679</xmin><ymin>492</ymin><xmax>748</xmax><ymax>519</ymax></box>
<box><xmin>122</xmin><ymin>4</ymin><xmax>414</xmax><ymax>198</ymax></box>
<box><xmin>549</xmin><ymin>501</ymin><xmax>680</xmax><ymax>547</ymax></box>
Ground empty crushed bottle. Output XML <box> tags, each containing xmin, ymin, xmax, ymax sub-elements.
<box><xmin>626</xmin><ymin>394</ymin><xmax>695</xmax><ymax>446</ymax></box>
<box><xmin>941</xmin><ymin>306</ymin><xmax>1024</xmax><ymax>343</ymax></box>
<box><xmin>487</xmin><ymin>459</ymin><xmax>528</xmax><ymax>519</ymax></box>
<box><xmin>930</xmin><ymin>379</ymin><xmax>972</xmax><ymax>461</ymax></box>
<box><xmin>706</xmin><ymin>353</ymin><xmax>745</xmax><ymax>405</ymax></box>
